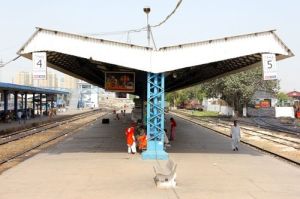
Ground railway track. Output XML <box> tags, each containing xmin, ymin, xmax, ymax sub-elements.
<box><xmin>251</xmin><ymin>117</ymin><xmax>300</xmax><ymax>134</ymax></box>
<box><xmin>205</xmin><ymin>119</ymin><xmax>300</xmax><ymax>150</ymax></box>
<box><xmin>0</xmin><ymin>109</ymin><xmax>109</xmax><ymax>166</ymax></box>
<box><xmin>0</xmin><ymin>109</ymin><xmax>105</xmax><ymax>145</ymax></box>
<box><xmin>171</xmin><ymin>110</ymin><xmax>300</xmax><ymax>165</ymax></box>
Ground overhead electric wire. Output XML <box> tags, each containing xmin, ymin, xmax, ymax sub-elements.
<box><xmin>151</xmin><ymin>0</ymin><xmax>183</xmax><ymax>28</ymax></box>
<box><xmin>0</xmin><ymin>55</ymin><xmax>21</xmax><ymax>67</ymax></box>
<box><xmin>88</xmin><ymin>26</ymin><xmax>147</xmax><ymax>37</ymax></box>
<box><xmin>88</xmin><ymin>0</ymin><xmax>183</xmax><ymax>37</ymax></box>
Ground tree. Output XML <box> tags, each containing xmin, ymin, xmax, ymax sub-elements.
<box><xmin>276</xmin><ymin>92</ymin><xmax>289</xmax><ymax>106</ymax></box>
<box><xmin>202</xmin><ymin>67</ymin><xmax>278</xmax><ymax>113</ymax></box>
<box><xmin>166</xmin><ymin>85</ymin><xmax>206</xmax><ymax>107</ymax></box>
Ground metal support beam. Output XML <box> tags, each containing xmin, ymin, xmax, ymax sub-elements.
<box><xmin>3</xmin><ymin>90</ymin><xmax>8</xmax><ymax>114</ymax></box>
<box><xmin>51</xmin><ymin>95</ymin><xmax>54</xmax><ymax>109</ymax></box>
<box><xmin>142</xmin><ymin>73</ymin><xmax>168</xmax><ymax>160</ymax></box>
<box><xmin>40</xmin><ymin>93</ymin><xmax>42</xmax><ymax>116</ymax></box>
<box><xmin>45</xmin><ymin>94</ymin><xmax>48</xmax><ymax>115</ymax></box>
<box><xmin>32</xmin><ymin>93</ymin><xmax>35</xmax><ymax>118</ymax></box>
<box><xmin>24</xmin><ymin>93</ymin><xmax>27</xmax><ymax>119</ymax></box>
<box><xmin>14</xmin><ymin>92</ymin><xmax>18</xmax><ymax>120</ymax></box>
<box><xmin>21</xmin><ymin>94</ymin><xmax>24</xmax><ymax>109</ymax></box>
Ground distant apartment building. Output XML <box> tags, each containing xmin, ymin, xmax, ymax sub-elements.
<box><xmin>14</xmin><ymin>71</ymin><xmax>32</xmax><ymax>86</ymax></box>
<box><xmin>14</xmin><ymin>70</ymin><xmax>60</xmax><ymax>88</ymax></box>
<box><xmin>37</xmin><ymin>72</ymin><xmax>58</xmax><ymax>88</ymax></box>
<box><xmin>59</xmin><ymin>75</ymin><xmax>77</xmax><ymax>89</ymax></box>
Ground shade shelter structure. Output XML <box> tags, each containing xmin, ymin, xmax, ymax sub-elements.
<box><xmin>0</xmin><ymin>82</ymin><xmax>68</xmax><ymax>119</ymax></box>
<box><xmin>17</xmin><ymin>27</ymin><xmax>293</xmax><ymax>159</ymax></box>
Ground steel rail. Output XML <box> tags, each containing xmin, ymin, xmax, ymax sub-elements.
<box><xmin>173</xmin><ymin>110</ymin><xmax>300</xmax><ymax>146</ymax></box>
<box><xmin>0</xmin><ymin>109</ymin><xmax>106</xmax><ymax>146</ymax></box>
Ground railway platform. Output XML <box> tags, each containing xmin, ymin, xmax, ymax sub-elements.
<box><xmin>0</xmin><ymin>113</ymin><xmax>299</xmax><ymax>199</ymax></box>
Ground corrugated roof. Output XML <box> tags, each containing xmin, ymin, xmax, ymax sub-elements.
<box><xmin>0</xmin><ymin>82</ymin><xmax>68</xmax><ymax>94</ymax></box>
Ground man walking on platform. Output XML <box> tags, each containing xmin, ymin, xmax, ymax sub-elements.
<box><xmin>230</xmin><ymin>120</ymin><xmax>241</xmax><ymax>151</ymax></box>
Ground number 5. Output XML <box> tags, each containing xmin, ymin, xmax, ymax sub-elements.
<box><xmin>267</xmin><ymin>60</ymin><xmax>272</xmax><ymax>69</ymax></box>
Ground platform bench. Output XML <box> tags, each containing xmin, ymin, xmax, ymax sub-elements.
<box><xmin>153</xmin><ymin>159</ymin><xmax>177</xmax><ymax>188</ymax></box>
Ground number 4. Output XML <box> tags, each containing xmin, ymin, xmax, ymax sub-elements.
<box><xmin>37</xmin><ymin>60</ymin><xmax>42</xmax><ymax>68</ymax></box>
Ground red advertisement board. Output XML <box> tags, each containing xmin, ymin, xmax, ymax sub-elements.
<box><xmin>105</xmin><ymin>72</ymin><xmax>135</xmax><ymax>92</ymax></box>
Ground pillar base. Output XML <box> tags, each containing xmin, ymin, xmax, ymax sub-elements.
<box><xmin>142</xmin><ymin>141</ymin><xmax>168</xmax><ymax>160</ymax></box>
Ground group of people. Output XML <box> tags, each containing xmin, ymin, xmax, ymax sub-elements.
<box><xmin>125</xmin><ymin>123</ymin><xmax>147</xmax><ymax>154</ymax></box>
<box><xmin>113</xmin><ymin>109</ymin><xmax>126</xmax><ymax>120</ymax></box>
<box><xmin>125</xmin><ymin>117</ymin><xmax>177</xmax><ymax>154</ymax></box>
<box><xmin>125</xmin><ymin>117</ymin><xmax>241</xmax><ymax>154</ymax></box>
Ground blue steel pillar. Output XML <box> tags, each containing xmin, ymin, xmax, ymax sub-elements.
<box><xmin>142</xmin><ymin>73</ymin><xmax>168</xmax><ymax>160</ymax></box>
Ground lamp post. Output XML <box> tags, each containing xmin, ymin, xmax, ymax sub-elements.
<box><xmin>143</xmin><ymin>6</ymin><xmax>151</xmax><ymax>47</ymax></box>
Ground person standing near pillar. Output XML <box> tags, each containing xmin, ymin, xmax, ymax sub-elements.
<box><xmin>125</xmin><ymin>123</ymin><xmax>136</xmax><ymax>154</ymax></box>
<box><xmin>230</xmin><ymin>120</ymin><xmax>241</xmax><ymax>151</ymax></box>
<box><xmin>169</xmin><ymin>117</ymin><xmax>177</xmax><ymax>141</ymax></box>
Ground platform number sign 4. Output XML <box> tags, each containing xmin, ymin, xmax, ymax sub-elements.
<box><xmin>262</xmin><ymin>53</ymin><xmax>277</xmax><ymax>80</ymax></box>
<box><xmin>32</xmin><ymin>52</ymin><xmax>47</xmax><ymax>80</ymax></box>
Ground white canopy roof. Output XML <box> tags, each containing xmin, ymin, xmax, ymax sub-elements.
<box><xmin>18</xmin><ymin>27</ymin><xmax>293</xmax><ymax>73</ymax></box>
<box><xmin>17</xmin><ymin>28</ymin><xmax>294</xmax><ymax>95</ymax></box>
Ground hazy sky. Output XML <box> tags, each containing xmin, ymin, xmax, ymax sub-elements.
<box><xmin>0</xmin><ymin>0</ymin><xmax>299</xmax><ymax>91</ymax></box>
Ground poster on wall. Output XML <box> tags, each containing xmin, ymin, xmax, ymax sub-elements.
<box><xmin>262</xmin><ymin>53</ymin><xmax>278</xmax><ymax>80</ymax></box>
<box><xmin>105</xmin><ymin>72</ymin><xmax>135</xmax><ymax>92</ymax></box>
<box><xmin>32</xmin><ymin>52</ymin><xmax>47</xmax><ymax>80</ymax></box>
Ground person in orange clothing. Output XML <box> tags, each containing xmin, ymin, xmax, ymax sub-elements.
<box><xmin>125</xmin><ymin>124</ymin><xmax>136</xmax><ymax>154</ymax></box>
<box><xmin>137</xmin><ymin>129</ymin><xmax>147</xmax><ymax>152</ymax></box>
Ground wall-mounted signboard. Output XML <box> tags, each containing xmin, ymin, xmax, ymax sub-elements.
<box><xmin>105</xmin><ymin>72</ymin><xmax>135</xmax><ymax>92</ymax></box>
<box><xmin>32</xmin><ymin>52</ymin><xmax>47</xmax><ymax>80</ymax></box>
<box><xmin>262</xmin><ymin>53</ymin><xmax>278</xmax><ymax>80</ymax></box>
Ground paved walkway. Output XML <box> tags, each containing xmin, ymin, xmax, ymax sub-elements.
<box><xmin>0</xmin><ymin>113</ymin><xmax>299</xmax><ymax>199</ymax></box>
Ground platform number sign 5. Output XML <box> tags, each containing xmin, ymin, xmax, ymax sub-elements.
<box><xmin>32</xmin><ymin>52</ymin><xmax>47</xmax><ymax>80</ymax></box>
<box><xmin>262</xmin><ymin>53</ymin><xmax>277</xmax><ymax>80</ymax></box>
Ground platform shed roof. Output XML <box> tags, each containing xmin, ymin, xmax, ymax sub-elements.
<box><xmin>17</xmin><ymin>27</ymin><xmax>294</xmax><ymax>96</ymax></box>
<box><xmin>0</xmin><ymin>82</ymin><xmax>69</xmax><ymax>95</ymax></box>
<box><xmin>288</xmin><ymin>91</ymin><xmax>300</xmax><ymax>98</ymax></box>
